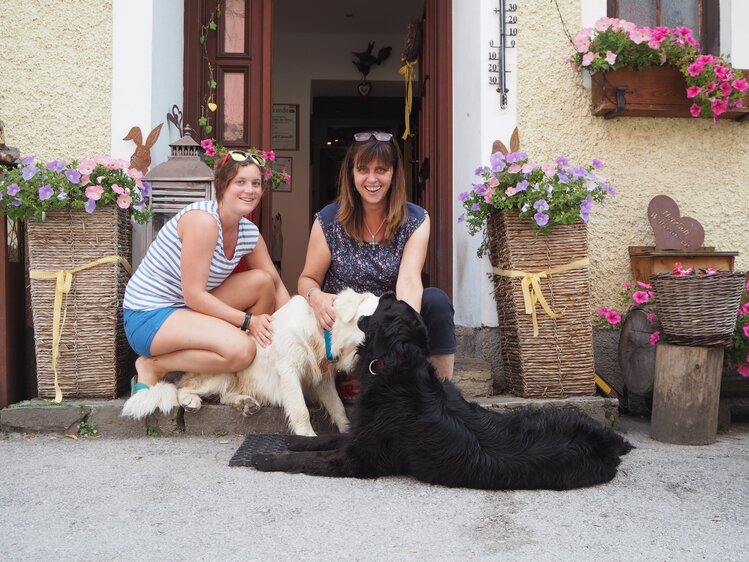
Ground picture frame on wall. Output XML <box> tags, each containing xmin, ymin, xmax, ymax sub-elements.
<box><xmin>273</xmin><ymin>156</ymin><xmax>292</xmax><ymax>192</ymax></box>
<box><xmin>271</xmin><ymin>104</ymin><xmax>299</xmax><ymax>151</ymax></box>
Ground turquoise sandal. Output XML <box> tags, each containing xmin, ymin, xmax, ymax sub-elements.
<box><xmin>130</xmin><ymin>376</ymin><xmax>150</xmax><ymax>396</ymax></box>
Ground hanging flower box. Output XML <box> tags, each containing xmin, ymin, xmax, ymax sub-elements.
<box><xmin>591</xmin><ymin>66</ymin><xmax>749</xmax><ymax>121</ymax></box>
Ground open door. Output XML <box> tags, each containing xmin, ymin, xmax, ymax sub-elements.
<box><xmin>418</xmin><ymin>0</ymin><xmax>452</xmax><ymax>296</ymax></box>
<box><xmin>184</xmin><ymin>0</ymin><xmax>273</xmax><ymax>237</ymax></box>
<box><xmin>0</xmin><ymin>217</ymin><xmax>26</xmax><ymax>407</ymax></box>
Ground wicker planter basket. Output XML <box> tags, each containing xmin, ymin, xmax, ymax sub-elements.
<box><xmin>650</xmin><ymin>272</ymin><xmax>745</xmax><ymax>346</ymax></box>
<box><xmin>27</xmin><ymin>206</ymin><xmax>132</xmax><ymax>399</ymax></box>
<box><xmin>488</xmin><ymin>212</ymin><xmax>595</xmax><ymax>398</ymax></box>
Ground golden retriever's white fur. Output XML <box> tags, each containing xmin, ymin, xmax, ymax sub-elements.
<box><xmin>122</xmin><ymin>289</ymin><xmax>379</xmax><ymax>436</ymax></box>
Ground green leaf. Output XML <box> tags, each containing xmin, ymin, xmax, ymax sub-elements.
<box><xmin>204</xmin><ymin>125</ymin><xmax>213</xmax><ymax>134</ymax></box>
<box><xmin>209</xmin><ymin>79</ymin><xmax>217</xmax><ymax>89</ymax></box>
<box><xmin>199</xmin><ymin>35</ymin><xmax>205</xmax><ymax>45</ymax></box>
<box><xmin>198</xmin><ymin>116</ymin><xmax>208</xmax><ymax>126</ymax></box>
<box><xmin>216</xmin><ymin>8</ymin><xmax>221</xmax><ymax>18</ymax></box>
<box><xmin>209</xmin><ymin>20</ymin><xmax>217</xmax><ymax>31</ymax></box>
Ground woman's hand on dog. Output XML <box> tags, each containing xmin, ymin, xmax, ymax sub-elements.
<box><xmin>310</xmin><ymin>290</ymin><xmax>336</xmax><ymax>332</ymax></box>
<box><xmin>248</xmin><ymin>314</ymin><xmax>274</xmax><ymax>347</ymax></box>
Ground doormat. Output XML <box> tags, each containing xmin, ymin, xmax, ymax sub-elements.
<box><xmin>229</xmin><ymin>433</ymin><xmax>289</xmax><ymax>467</ymax></box>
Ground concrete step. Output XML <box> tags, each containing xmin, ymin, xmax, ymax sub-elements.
<box><xmin>452</xmin><ymin>357</ymin><xmax>493</xmax><ymax>398</ymax></box>
<box><xmin>1</xmin><ymin>394</ymin><xmax>619</xmax><ymax>438</ymax></box>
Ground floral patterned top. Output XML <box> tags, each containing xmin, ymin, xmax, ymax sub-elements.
<box><xmin>316</xmin><ymin>202</ymin><xmax>427</xmax><ymax>296</ymax></box>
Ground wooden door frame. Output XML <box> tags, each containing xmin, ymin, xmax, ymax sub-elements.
<box><xmin>421</xmin><ymin>0</ymin><xmax>453</xmax><ymax>297</ymax></box>
<box><xmin>183</xmin><ymin>0</ymin><xmax>273</xmax><ymax>237</ymax></box>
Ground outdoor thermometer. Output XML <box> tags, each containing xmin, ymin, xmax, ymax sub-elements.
<box><xmin>488</xmin><ymin>0</ymin><xmax>518</xmax><ymax>108</ymax></box>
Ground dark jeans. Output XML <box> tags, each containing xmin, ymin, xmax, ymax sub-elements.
<box><xmin>421</xmin><ymin>287</ymin><xmax>456</xmax><ymax>355</ymax></box>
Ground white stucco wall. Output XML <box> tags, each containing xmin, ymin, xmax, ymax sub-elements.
<box><xmin>453</xmin><ymin>0</ymin><xmax>749</xmax><ymax>328</ymax></box>
<box><xmin>0</xmin><ymin>0</ymin><xmax>114</xmax><ymax>159</ymax></box>
<box><xmin>272</xmin><ymin>31</ymin><xmax>408</xmax><ymax>292</ymax></box>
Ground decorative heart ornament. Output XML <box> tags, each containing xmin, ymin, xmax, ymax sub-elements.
<box><xmin>357</xmin><ymin>81</ymin><xmax>372</xmax><ymax>97</ymax></box>
<box><xmin>207</xmin><ymin>102</ymin><xmax>218</xmax><ymax>112</ymax></box>
<box><xmin>647</xmin><ymin>195</ymin><xmax>705</xmax><ymax>251</ymax></box>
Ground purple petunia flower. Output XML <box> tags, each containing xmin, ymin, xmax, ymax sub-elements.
<box><xmin>472</xmin><ymin>183</ymin><xmax>487</xmax><ymax>196</ymax></box>
<box><xmin>11</xmin><ymin>198</ymin><xmax>21</xmax><ymax>207</ymax></box>
<box><xmin>6</xmin><ymin>183</ymin><xmax>20</xmax><ymax>196</ymax></box>
<box><xmin>555</xmin><ymin>155</ymin><xmax>569</xmax><ymax>167</ymax></box>
<box><xmin>474</xmin><ymin>166</ymin><xmax>490</xmax><ymax>176</ymax></box>
<box><xmin>568</xmin><ymin>167</ymin><xmax>585</xmax><ymax>180</ymax></box>
<box><xmin>140</xmin><ymin>181</ymin><xmax>152</xmax><ymax>197</ymax></box>
<box><xmin>457</xmin><ymin>213</ymin><xmax>465</xmax><ymax>223</ymax></box>
<box><xmin>533</xmin><ymin>199</ymin><xmax>549</xmax><ymax>212</ymax></box>
<box><xmin>57</xmin><ymin>190</ymin><xmax>68</xmax><ymax>201</ymax></box>
<box><xmin>85</xmin><ymin>198</ymin><xmax>97</xmax><ymax>213</ymax></box>
<box><xmin>21</xmin><ymin>155</ymin><xmax>36</xmax><ymax>166</ymax></box>
<box><xmin>534</xmin><ymin>211</ymin><xmax>549</xmax><ymax>227</ymax></box>
<box><xmin>515</xmin><ymin>180</ymin><xmax>529</xmax><ymax>192</ymax></box>
<box><xmin>505</xmin><ymin>151</ymin><xmax>528</xmax><ymax>164</ymax></box>
<box><xmin>65</xmin><ymin>169</ymin><xmax>82</xmax><ymax>184</ymax></box>
<box><xmin>458</xmin><ymin>191</ymin><xmax>470</xmax><ymax>202</ymax></box>
<box><xmin>471</xmin><ymin>202</ymin><xmax>481</xmax><ymax>211</ymax></box>
<box><xmin>46</xmin><ymin>160</ymin><xmax>66</xmax><ymax>173</ymax></box>
<box><xmin>38</xmin><ymin>184</ymin><xmax>54</xmax><ymax>201</ymax></box>
<box><xmin>604</xmin><ymin>183</ymin><xmax>617</xmax><ymax>196</ymax></box>
<box><xmin>592</xmin><ymin>159</ymin><xmax>604</xmax><ymax>169</ymax></box>
<box><xmin>22</xmin><ymin>166</ymin><xmax>38</xmax><ymax>181</ymax></box>
<box><xmin>557</xmin><ymin>172</ymin><xmax>569</xmax><ymax>184</ymax></box>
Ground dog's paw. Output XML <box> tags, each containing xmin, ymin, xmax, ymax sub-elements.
<box><xmin>179</xmin><ymin>393</ymin><xmax>202</xmax><ymax>413</ymax></box>
<box><xmin>239</xmin><ymin>396</ymin><xmax>262</xmax><ymax>417</ymax></box>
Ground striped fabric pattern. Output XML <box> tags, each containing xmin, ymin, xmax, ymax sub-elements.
<box><xmin>124</xmin><ymin>200</ymin><xmax>259</xmax><ymax>310</ymax></box>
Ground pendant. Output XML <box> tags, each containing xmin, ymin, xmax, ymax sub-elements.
<box><xmin>370</xmin><ymin>238</ymin><xmax>377</xmax><ymax>247</ymax></box>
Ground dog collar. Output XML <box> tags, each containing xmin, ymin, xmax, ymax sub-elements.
<box><xmin>323</xmin><ymin>329</ymin><xmax>335</xmax><ymax>361</ymax></box>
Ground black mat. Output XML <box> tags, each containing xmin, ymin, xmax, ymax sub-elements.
<box><xmin>229</xmin><ymin>433</ymin><xmax>289</xmax><ymax>467</ymax></box>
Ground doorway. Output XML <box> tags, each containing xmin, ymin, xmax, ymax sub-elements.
<box><xmin>271</xmin><ymin>0</ymin><xmax>438</xmax><ymax>291</ymax></box>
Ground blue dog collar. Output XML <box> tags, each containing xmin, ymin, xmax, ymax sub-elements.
<box><xmin>323</xmin><ymin>329</ymin><xmax>335</xmax><ymax>361</ymax></box>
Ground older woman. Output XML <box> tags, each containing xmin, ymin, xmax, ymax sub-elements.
<box><xmin>298</xmin><ymin>131</ymin><xmax>455</xmax><ymax>380</ymax></box>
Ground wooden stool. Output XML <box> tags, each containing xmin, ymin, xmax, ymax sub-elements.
<box><xmin>651</xmin><ymin>343</ymin><xmax>724</xmax><ymax>445</ymax></box>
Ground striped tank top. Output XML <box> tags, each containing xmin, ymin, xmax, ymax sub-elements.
<box><xmin>123</xmin><ymin>200</ymin><xmax>259</xmax><ymax>310</ymax></box>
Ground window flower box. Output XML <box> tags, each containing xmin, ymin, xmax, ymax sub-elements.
<box><xmin>591</xmin><ymin>65</ymin><xmax>749</xmax><ymax>121</ymax></box>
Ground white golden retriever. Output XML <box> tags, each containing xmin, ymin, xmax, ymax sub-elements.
<box><xmin>122</xmin><ymin>289</ymin><xmax>379</xmax><ymax>436</ymax></box>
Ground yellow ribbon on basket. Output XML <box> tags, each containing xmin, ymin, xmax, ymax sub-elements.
<box><xmin>29</xmin><ymin>256</ymin><xmax>133</xmax><ymax>404</ymax></box>
<box><xmin>492</xmin><ymin>258</ymin><xmax>590</xmax><ymax>338</ymax></box>
<box><xmin>399</xmin><ymin>60</ymin><xmax>417</xmax><ymax>139</ymax></box>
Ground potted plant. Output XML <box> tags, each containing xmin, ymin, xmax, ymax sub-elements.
<box><xmin>458</xmin><ymin>142</ymin><xmax>615</xmax><ymax>398</ymax></box>
<box><xmin>566</xmin><ymin>18</ymin><xmax>749</xmax><ymax>122</ymax></box>
<box><xmin>0</xmin><ymin>155</ymin><xmax>153</xmax><ymax>401</ymax></box>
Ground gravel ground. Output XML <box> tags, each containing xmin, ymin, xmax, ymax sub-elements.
<box><xmin>1</xmin><ymin>415</ymin><xmax>747</xmax><ymax>561</ymax></box>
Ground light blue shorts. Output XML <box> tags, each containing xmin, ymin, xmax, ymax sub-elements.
<box><xmin>124</xmin><ymin>307</ymin><xmax>183</xmax><ymax>357</ymax></box>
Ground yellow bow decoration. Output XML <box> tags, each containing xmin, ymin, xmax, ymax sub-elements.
<box><xmin>399</xmin><ymin>60</ymin><xmax>417</xmax><ymax>139</ymax></box>
<box><xmin>29</xmin><ymin>256</ymin><xmax>133</xmax><ymax>404</ymax></box>
<box><xmin>493</xmin><ymin>258</ymin><xmax>590</xmax><ymax>337</ymax></box>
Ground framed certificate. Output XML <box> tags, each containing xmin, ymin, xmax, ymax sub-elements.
<box><xmin>271</xmin><ymin>104</ymin><xmax>299</xmax><ymax>150</ymax></box>
<box><xmin>273</xmin><ymin>156</ymin><xmax>292</xmax><ymax>192</ymax></box>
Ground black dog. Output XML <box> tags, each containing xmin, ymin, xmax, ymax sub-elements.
<box><xmin>252</xmin><ymin>293</ymin><xmax>632</xmax><ymax>490</ymax></box>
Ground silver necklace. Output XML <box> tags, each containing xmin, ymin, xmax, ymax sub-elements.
<box><xmin>364</xmin><ymin>218</ymin><xmax>386</xmax><ymax>247</ymax></box>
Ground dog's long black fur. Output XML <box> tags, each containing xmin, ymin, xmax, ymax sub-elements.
<box><xmin>252</xmin><ymin>293</ymin><xmax>633</xmax><ymax>490</ymax></box>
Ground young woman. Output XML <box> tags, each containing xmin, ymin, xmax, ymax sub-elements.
<box><xmin>298</xmin><ymin>131</ymin><xmax>456</xmax><ymax>380</ymax></box>
<box><xmin>123</xmin><ymin>150</ymin><xmax>290</xmax><ymax>393</ymax></box>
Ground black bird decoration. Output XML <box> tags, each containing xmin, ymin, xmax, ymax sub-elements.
<box><xmin>352</xmin><ymin>42</ymin><xmax>392</xmax><ymax>78</ymax></box>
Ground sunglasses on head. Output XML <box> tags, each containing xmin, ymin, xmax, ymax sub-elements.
<box><xmin>353</xmin><ymin>131</ymin><xmax>393</xmax><ymax>143</ymax></box>
<box><xmin>219</xmin><ymin>150</ymin><xmax>266</xmax><ymax>168</ymax></box>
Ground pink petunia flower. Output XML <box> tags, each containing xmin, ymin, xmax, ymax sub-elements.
<box><xmin>85</xmin><ymin>185</ymin><xmax>104</xmax><ymax>201</ymax></box>
<box><xmin>711</xmin><ymin>98</ymin><xmax>728</xmax><ymax>116</ymax></box>
<box><xmin>205</xmin><ymin>146</ymin><xmax>217</xmax><ymax>157</ymax></box>
<box><xmin>504</xmin><ymin>187</ymin><xmax>516</xmax><ymax>196</ymax></box>
<box><xmin>687</xmin><ymin>61</ymin><xmax>705</xmax><ymax>76</ymax></box>
<box><xmin>732</xmin><ymin>78</ymin><xmax>748</xmax><ymax>92</ymax></box>
<box><xmin>636</xmin><ymin>281</ymin><xmax>652</xmax><ymax>289</ymax></box>
<box><xmin>704</xmin><ymin>267</ymin><xmax>718</xmax><ymax>274</ymax></box>
<box><xmin>631</xmin><ymin>291</ymin><xmax>650</xmax><ymax>305</ymax></box>
<box><xmin>686</xmin><ymin>86</ymin><xmax>702</xmax><ymax>98</ymax></box>
<box><xmin>77</xmin><ymin>158</ymin><xmax>96</xmax><ymax>175</ymax></box>
<box><xmin>621</xmin><ymin>282</ymin><xmax>631</xmax><ymax>290</ymax></box>
<box><xmin>597</xmin><ymin>307</ymin><xmax>610</xmax><ymax>316</ymax></box>
<box><xmin>739</xmin><ymin>303</ymin><xmax>749</xmax><ymax>316</ymax></box>
<box><xmin>738</xmin><ymin>363</ymin><xmax>749</xmax><ymax>378</ymax></box>
<box><xmin>605</xmin><ymin>310</ymin><xmax>622</xmax><ymax>325</ymax></box>
<box><xmin>111</xmin><ymin>183</ymin><xmax>125</xmax><ymax>195</ymax></box>
<box><xmin>541</xmin><ymin>162</ymin><xmax>556</xmax><ymax>177</ymax></box>
<box><xmin>719</xmin><ymin>81</ymin><xmax>734</xmax><ymax>97</ymax></box>
<box><xmin>116</xmin><ymin>193</ymin><xmax>132</xmax><ymax>209</ymax></box>
<box><xmin>647</xmin><ymin>313</ymin><xmax>658</xmax><ymax>325</ymax></box>
<box><xmin>690</xmin><ymin>103</ymin><xmax>702</xmax><ymax>117</ymax></box>
<box><xmin>581</xmin><ymin>52</ymin><xmax>596</xmax><ymax>67</ymax></box>
<box><xmin>200</xmin><ymin>139</ymin><xmax>214</xmax><ymax>150</ymax></box>
<box><xmin>507</xmin><ymin>164</ymin><xmax>522</xmax><ymax>174</ymax></box>
<box><xmin>743</xmin><ymin>325</ymin><xmax>749</xmax><ymax>338</ymax></box>
<box><xmin>650</xmin><ymin>331</ymin><xmax>661</xmax><ymax>345</ymax></box>
<box><xmin>605</xmin><ymin>51</ymin><xmax>617</xmax><ymax>65</ymax></box>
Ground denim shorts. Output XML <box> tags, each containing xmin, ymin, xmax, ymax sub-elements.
<box><xmin>124</xmin><ymin>307</ymin><xmax>183</xmax><ymax>357</ymax></box>
<box><xmin>421</xmin><ymin>288</ymin><xmax>457</xmax><ymax>355</ymax></box>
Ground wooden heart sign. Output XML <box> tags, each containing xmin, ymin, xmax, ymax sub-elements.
<box><xmin>647</xmin><ymin>195</ymin><xmax>705</xmax><ymax>251</ymax></box>
<box><xmin>357</xmin><ymin>81</ymin><xmax>372</xmax><ymax>97</ymax></box>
